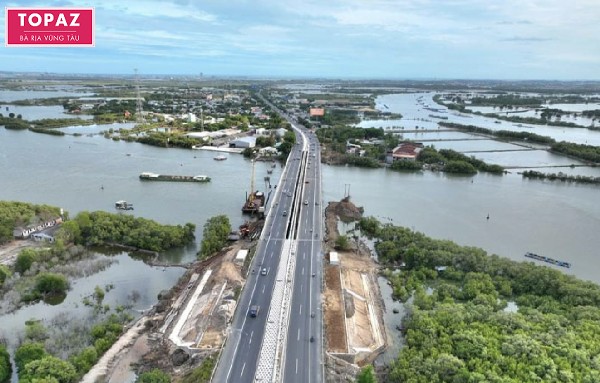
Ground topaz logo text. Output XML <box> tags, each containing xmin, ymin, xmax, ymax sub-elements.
<box><xmin>5</xmin><ymin>7</ymin><xmax>95</xmax><ymax>47</ymax></box>
<box><xmin>17</xmin><ymin>12</ymin><xmax>81</xmax><ymax>27</ymax></box>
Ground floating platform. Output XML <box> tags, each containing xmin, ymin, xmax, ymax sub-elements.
<box><xmin>139</xmin><ymin>172</ymin><xmax>210</xmax><ymax>183</ymax></box>
<box><xmin>524</xmin><ymin>252</ymin><xmax>571</xmax><ymax>268</ymax></box>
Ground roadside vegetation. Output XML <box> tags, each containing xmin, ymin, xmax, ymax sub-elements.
<box><xmin>136</xmin><ymin>368</ymin><xmax>171</xmax><ymax>383</ymax></box>
<box><xmin>358</xmin><ymin>217</ymin><xmax>600</xmax><ymax>382</ymax></box>
<box><xmin>180</xmin><ymin>357</ymin><xmax>215</xmax><ymax>383</ymax></box>
<box><xmin>197</xmin><ymin>215</ymin><xmax>231</xmax><ymax>260</ymax></box>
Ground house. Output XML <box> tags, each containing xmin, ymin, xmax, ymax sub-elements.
<box><xmin>386</xmin><ymin>142</ymin><xmax>424</xmax><ymax>164</ymax></box>
<box><xmin>31</xmin><ymin>233</ymin><xmax>55</xmax><ymax>243</ymax></box>
<box><xmin>255</xmin><ymin>127</ymin><xmax>269</xmax><ymax>136</ymax></box>
<box><xmin>309</xmin><ymin>108</ymin><xmax>325</xmax><ymax>117</ymax></box>
<box><xmin>275</xmin><ymin>128</ymin><xmax>288</xmax><ymax>137</ymax></box>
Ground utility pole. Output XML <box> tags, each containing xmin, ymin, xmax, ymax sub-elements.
<box><xmin>134</xmin><ymin>68</ymin><xmax>145</xmax><ymax>124</ymax></box>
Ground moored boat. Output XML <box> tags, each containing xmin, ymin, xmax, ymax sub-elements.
<box><xmin>115</xmin><ymin>200</ymin><xmax>134</xmax><ymax>210</ymax></box>
<box><xmin>524</xmin><ymin>252</ymin><xmax>571</xmax><ymax>268</ymax></box>
<box><xmin>139</xmin><ymin>172</ymin><xmax>211</xmax><ymax>183</ymax></box>
<box><xmin>214</xmin><ymin>154</ymin><xmax>227</xmax><ymax>161</ymax></box>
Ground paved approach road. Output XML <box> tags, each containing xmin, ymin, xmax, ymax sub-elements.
<box><xmin>281</xmin><ymin>130</ymin><xmax>323</xmax><ymax>383</ymax></box>
<box><xmin>213</xmin><ymin>100</ymin><xmax>322</xmax><ymax>382</ymax></box>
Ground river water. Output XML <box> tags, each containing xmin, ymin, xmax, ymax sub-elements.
<box><xmin>0</xmin><ymin>126</ymin><xmax>282</xmax><ymax>360</ymax></box>
<box><xmin>1</xmin><ymin>89</ymin><xmax>599</xmax><ymax>372</ymax></box>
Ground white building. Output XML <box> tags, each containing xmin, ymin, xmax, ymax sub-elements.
<box><xmin>330</xmin><ymin>252</ymin><xmax>339</xmax><ymax>265</ymax></box>
<box><xmin>235</xmin><ymin>249</ymin><xmax>249</xmax><ymax>264</ymax></box>
<box><xmin>259</xmin><ymin>146</ymin><xmax>279</xmax><ymax>156</ymax></box>
<box><xmin>229</xmin><ymin>137</ymin><xmax>256</xmax><ymax>149</ymax></box>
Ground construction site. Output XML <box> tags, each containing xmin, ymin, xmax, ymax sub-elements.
<box><xmin>322</xmin><ymin>199</ymin><xmax>386</xmax><ymax>373</ymax></box>
<box><xmin>80</xmin><ymin>197</ymin><xmax>386</xmax><ymax>382</ymax></box>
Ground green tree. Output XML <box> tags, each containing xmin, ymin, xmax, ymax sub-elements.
<box><xmin>198</xmin><ymin>215</ymin><xmax>231</xmax><ymax>259</ymax></box>
<box><xmin>15</xmin><ymin>248</ymin><xmax>39</xmax><ymax>274</ymax></box>
<box><xmin>69</xmin><ymin>347</ymin><xmax>98</xmax><ymax>375</ymax></box>
<box><xmin>181</xmin><ymin>357</ymin><xmax>214</xmax><ymax>383</ymax></box>
<box><xmin>20</xmin><ymin>355</ymin><xmax>77</xmax><ymax>383</ymax></box>
<box><xmin>0</xmin><ymin>345</ymin><xmax>10</xmax><ymax>383</ymax></box>
<box><xmin>356</xmin><ymin>365</ymin><xmax>377</xmax><ymax>383</ymax></box>
<box><xmin>0</xmin><ymin>265</ymin><xmax>10</xmax><ymax>286</ymax></box>
<box><xmin>14</xmin><ymin>342</ymin><xmax>47</xmax><ymax>373</ymax></box>
<box><xmin>443</xmin><ymin>160</ymin><xmax>477</xmax><ymax>174</ymax></box>
<box><xmin>335</xmin><ymin>235</ymin><xmax>351</xmax><ymax>251</ymax></box>
<box><xmin>136</xmin><ymin>369</ymin><xmax>171</xmax><ymax>383</ymax></box>
<box><xmin>34</xmin><ymin>273</ymin><xmax>69</xmax><ymax>296</ymax></box>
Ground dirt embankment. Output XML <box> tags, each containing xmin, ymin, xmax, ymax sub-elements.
<box><xmin>0</xmin><ymin>240</ymin><xmax>45</xmax><ymax>266</ymax></box>
<box><xmin>98</xmin><ymin>240</ymin><xmax>250</xmax><ymax>382</ymax></box>
<box><xmin>323</xmin><ymin>198</ymin><xmax>386</xmax><ymax>372</ymax></box>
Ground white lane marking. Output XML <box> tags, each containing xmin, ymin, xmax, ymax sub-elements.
<box><xmin>241</xmin><ymin>362</ymin><xmax>246</xmax><ymax>377</ymax></box>
<box><xmin>297</xmin><ymin>328</ymin><xmax>300</xmax><ymax>341</ymax></box>
<box><xmin>303</xmin><ymin>253</ymin><xmax>305</xmax><ymax>260</ymax></box>
<box><xmin>302</xmin><ymin>267</ymin><xmax>304</xmax><ymax>275</ymax></box>
<box><xmin>262</xmin><ymin>285</ymin><xmax>266</xmax><ymax>293</ymax></box>
<box><xmin>249</xmin><ymin>331</ymin><xmax>254</xmax><ymax>344</ymax></box>
<box><xmin>296</xmin><ymin>359</ymin><xmax>299</xmax><ymax>374</ymax></box>
<box><xmin>299</xmin><ymin>304</ymin><xmax>302</xmax><ymax>315</ymax></box>
<box><xmin>300</xmin><ymin>284</ymin><xmax>303</xmax><ymax>293</ymax></box>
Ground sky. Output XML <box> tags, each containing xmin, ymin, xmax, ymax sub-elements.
<box><xmin>1</xmin><ymin>0</ymin><xmax>599</xmax><ymax>80</ymax></box>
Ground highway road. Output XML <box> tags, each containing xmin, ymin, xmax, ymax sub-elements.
<box><xmin>281</xmin><ymin>132</ymin><xmax>323</xmax><ymax>383</ymax></box>
<box><xmin>213</xmin><ymin>98</ymin><xmax>322</xmax><ymax>382</ymax></box>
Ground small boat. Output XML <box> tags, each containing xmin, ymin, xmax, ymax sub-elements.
<box><xmin>267</xmin><ymin>169</ymin><xmax>273</xmax><ymax>174</ymax></box>
<box><xmin>214</xmin><ymin>154</ymin><xmax>227</xmax><ymax>161</ymax></box>
<box><xmin>115</xmin><ymin>200</ymin><xmax>134</xmax><ymax>210</ymax></box>
<box><xmin>524</xmin><ymin>252</ymin><xmax>571</xmax><ymax>268</ymax></box>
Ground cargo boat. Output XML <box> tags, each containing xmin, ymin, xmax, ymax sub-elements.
<box><xmin>139</xmin><ymin>172</ymin><xmax>210</xmax><ymax>183</ymax></box>
<box><xmin>524</xmin><ymin>252</ymin><xmax>571</xmax><ymax>268</ymax></box>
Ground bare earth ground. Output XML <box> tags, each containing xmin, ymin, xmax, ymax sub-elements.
<box><xmin>0</xmin><ymin>240</ymin><xmax>44</xmax><ymax>266</ymax></box>
<box><xmin>323</xmin><ymin>200</ymin><xmax>386</xmax><ymax>364</ymax></box>
<box><xmin>93</xmin><ymin>241</ymin><xmax>248</xmax><ymax>380</ymax></box>
<box><xmin>324</xmin><ymin>264</ymin><xmax>347</xmax><ymax>353</ymax></box>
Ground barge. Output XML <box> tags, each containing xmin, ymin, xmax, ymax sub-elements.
<box><xmin>139</xmin><ymin>172</ymin><xmax>210</xmax><ymax>183</ymax></box>
<box><xmin>524</xmin><ymin>252</ymin><xmax>571</xmax><ymax>268</ymax></box>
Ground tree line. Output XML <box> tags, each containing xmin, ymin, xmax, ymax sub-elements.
<box><xmin>58</xmin><ymin>210</ymin><xmax>195</xmax><ymax>252</ymax></box>
<box><xmin>522</xmin><ymin>170</ymin><xmax>600</xmax><ymax>185</ymax></box>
